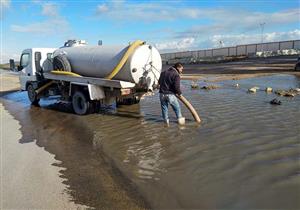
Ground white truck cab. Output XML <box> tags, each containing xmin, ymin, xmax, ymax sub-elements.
<box><xmin>18</xmin><ymin>48</ymin><xmax>56</xmax><ymax>90</ymax></box>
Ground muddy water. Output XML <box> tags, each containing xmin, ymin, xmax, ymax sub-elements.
<box><xmin>1</xmin><ymin>74</ymin><xmax>300</xmax><ymax>209</ymax></box>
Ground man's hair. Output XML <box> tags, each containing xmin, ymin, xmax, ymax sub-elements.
<box><xmin>173</xmin><ymin>62</ymin><xmax>183</xmax><ymax>69</ymax></box>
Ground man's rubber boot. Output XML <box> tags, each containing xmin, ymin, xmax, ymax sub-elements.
<box><xmin>178</xmin><ymin>117</ymin><xmax>185</xmax><ymax>125</ymax></box>
<box><xmin>165</xmin><ymin>119</ymin><xmax>170</xmax><ymax>126</ymax></box>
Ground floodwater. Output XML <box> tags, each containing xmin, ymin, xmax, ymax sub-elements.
<box><xmin>1</xmin><ymin>74</ymin><xmax>300</xmax><ymax>209</ymax></box>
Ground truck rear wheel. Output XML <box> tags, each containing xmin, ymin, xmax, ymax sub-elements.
<box><xmin>27</xmin><ymin>84</ymin><xmax>40</xmax><ymax>105</ymax></box>
<box><xmin>72</xmin><ymin>91</ymin><xmax>91</xmax><ymax>115</ymax></box>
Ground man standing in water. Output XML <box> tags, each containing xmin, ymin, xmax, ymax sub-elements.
<box><xmin>158</xmin><ymin>62</ymin><xmax>185</xmax><ymax>125</ymax></box>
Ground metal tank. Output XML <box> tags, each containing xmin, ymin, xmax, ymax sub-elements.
<box><xmin>53</xmin><ymin>40</ymin><xmax>162</xmax><ymax>90</ymax></box>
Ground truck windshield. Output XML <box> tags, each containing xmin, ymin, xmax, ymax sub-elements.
<box><xmin>20</xmin><ymin>53</ymin><xmax>30</xmax><ymax>67</ymax></box>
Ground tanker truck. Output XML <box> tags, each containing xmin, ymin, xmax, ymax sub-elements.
<box><xmin>14</xmin><ymin>40</ymin><xmax>162</xmax><ymax>115</ymax></box>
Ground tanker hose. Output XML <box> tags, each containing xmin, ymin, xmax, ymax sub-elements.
<box><xmin>105</xmin><ymin>40</ymin><xmax>145</xmax><ymax>80</ymax></box>
<box><xmin>36</xmin><ymin>71</ymin><xmax>81</xmax><ymax>95</ymax></box>
<box><xmin>51</xmin><ymin>70</ymin><xmax>82</xmax><ymax>77</ymax></box>
<box><xmin>176</xmin><ymin>94</ymin><xmax>201</xmax><ymax>123</ymax></box>
<box><xmin>35</xmin><ymin>81</ymin><xmax>55</xmax><ymax>95</ymax></box>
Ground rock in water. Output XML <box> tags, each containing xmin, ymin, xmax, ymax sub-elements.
<box><xmin>275</xmin><ymin>90</ymin><xmax>285</xmax><ymax>96</ymax></box>
<box><xmin>191</xmin><ymin>82</ymin><xmax>199</xmax><ymax>89</ymax></box>
<box><xmin>270</xmin><ymin>98</ymin><xmax>282</xmax><ymax>105</ymax></box>
<box><xmin>248</xmin><ymin>88</ymin><xmax>257</xmax><ymax>93</ymax></box>
<box><xmin>265</xmin><ymin>87</ymin><xmax>273</xmax><ymax>92</ymax></box>
<box><xmin>201</xmin><ymin>85</ymin><xmax>219</xmax><ymax>90</ymax></box>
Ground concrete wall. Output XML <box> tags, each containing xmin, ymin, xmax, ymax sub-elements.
<box><xmin>229</xmin><ymin>47</ymin><xmax>236</xmax><ymax>56</ymax></box>
<box><xmin>294</xmin><ymin>40</ymin><xmax>300</xmax><ymax>49</ymax></box>
<box><xmin>161</xmin><ymin>39</ymin><xmax>300</xmax><ymax>61</ymax></box>
<box><xmin>212</xmin><ymin>48</ymin><xmax>229</xmax><ymax>56</ymax></box>
<box><xmin>237</xmin><ymin>45</ymin><xmax>246</xmax><ymax>55</ymax></box>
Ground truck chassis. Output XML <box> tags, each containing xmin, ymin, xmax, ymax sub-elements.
<box><xmin>26</xmin><ymin>72</ymin><xmax>143</xmax><ymax>115</ymax></box>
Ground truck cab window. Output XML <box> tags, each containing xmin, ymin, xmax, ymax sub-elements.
<box><xmin>47</xmin><ymin>53</ymin><xmax>52</xmax><ymax>60</ymax></box>
<box><xmin>20</xmin><ymin>53</ymin><xmax>30</xmax><ymax>67</ymax></box>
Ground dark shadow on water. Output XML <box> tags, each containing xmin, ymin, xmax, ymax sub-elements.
<box><xmin>0</xmin><ymin>89</ymin><xmax>21</xmax><ymax>97</ymax></box>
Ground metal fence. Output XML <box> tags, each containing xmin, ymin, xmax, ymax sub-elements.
<box><xmin>161</xmin><ymin>40</ymin><xmax>300</xmax><ymax>61</ymax></box>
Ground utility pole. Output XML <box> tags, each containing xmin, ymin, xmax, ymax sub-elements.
<box><xmin>260</xmin><ymin>22</ymin><xmax>266</xmax><ymax>52</ymax></box>
<box><xmin>219</xmin><ymin>40</ymin><xmax>224</xmax><ymax>48</ymax></box>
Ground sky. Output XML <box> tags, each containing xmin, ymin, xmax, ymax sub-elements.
<box><xmin>1</xmin><ymin>0</ymin><xmax>300</xmax><ymax>63</ymax></box>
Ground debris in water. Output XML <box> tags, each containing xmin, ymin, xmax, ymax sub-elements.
<box><xmin>234</xmin><ymin>84</ymin><xmax>239</xmax><ymax>87</ymax></box>
<box><xmin>270</xmin><ymin>98</ymin><xmax>282</xmax><ymax>105</ymax></box>
<box><xmin>201</xmin><ymin>85</ymin><xmax>219</xmax><ymax>90</ymax></box>
<box><xmin>275</xmin><ymin>90</ymin><xmax>296</xmax><ymax>97</ymax></box>
<box><xmin>191</xmin><ymin>80</ymin><xmax>199</xmax><ymax>89</ymax></box>
<box><xmin>289</xmin><ymin>88</ymin><xmax>300</xmax><ymax>95</ymax></box>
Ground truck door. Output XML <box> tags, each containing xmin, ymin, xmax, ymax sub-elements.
<box><xmin>19</xmin><ymin>52</ymin><xmax>33</xmax><ymax>90</ymax></box>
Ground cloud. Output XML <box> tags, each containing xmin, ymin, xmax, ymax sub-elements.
<box><xmin>1</xmin><ymin>51</ymin><xmax>19</xmax><ymax>64</ymax></box>
<box><xmin>31</xmin><ymin>0</ymin><xmax>41</xmax><ymax>4</ymax></box>
<box><xmin>93</xmin><ymin>1</ymin><xmax>299</xmax><ymax>51</ymax></box>
<box><xmin>96</xmin><ymin>3</ymin><xmax>109</xmax><ymax>14</ymax></box>
<box><xmin>1</xmin><ymin>0</ymin><xmax>10</xmax><ymax>8</ymax></box>
<box><xmin>154</xmin><ymin>37</ymin><xmax>195</xmax><ymax>52</ymax></box>
<box><xmin>176</xmin><ymin>8</ymin><xmax>300</xmax><ymax>39</ymax></box>
<box><xmin>42</xmin><ymin>2</ymin><xmax>59</xmax><ymax>17</ymax></box>
<box><xmin>95</xmin><ymin>2</ymin><xmax>202</xmax><ymax>21</ymax></box>
<box><xmin>11</xmin><ymin>19</ymin><xmax>69</xmax><ymax>34</ymax></box>
<box><xmin>10</xmin><ymin>2</ymin><xmax>70</xmax><ymax>35</ymax></box>
<box><xmin>155</xmin><ymin>30</ymin><xmax>300</xmax><ymax>52</ymax></box>
<box><xmin>93</xmin><ymin>1</ymin><xmax>300</xmax><ymax>30</ymax></box>
<box><xmin>1</xmin><ymin>0</ymin><xmax>11</xmax><ymax>19</ymax></box>
<box><xmin>206</xmin><ymin>29</ymin><xmax>300</xmax><ymax>48</ymax></box>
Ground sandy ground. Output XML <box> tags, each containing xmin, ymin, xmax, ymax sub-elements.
<box><xmin>179</xmin><ymin>56</ymin><xmax>300</xmax><ymax>81</ymax></box>
<box><xmin>0</xmin><ymin>56</ymin><xmax>299</xmax><ymax>209</ymax></box>
<box><xmin>0</xmin><ymin>70</ymin><xmax>20</xmax><ymax>93</ymax></box>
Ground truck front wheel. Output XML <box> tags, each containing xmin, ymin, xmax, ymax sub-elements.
<box><xmin>27</xmin><ymin>84</ymin><xmax>40</xmax><ymax>105</ymax></box>
<box><xmin>72</xmin><ymin>91</ymin><xmax>91</xmax><ymax>115</ymax></box>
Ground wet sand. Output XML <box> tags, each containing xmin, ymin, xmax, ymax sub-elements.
<box><xmin>1</xmin><ymin>103</ymin><xmax>90</xmax><ymax>209</ymax></box>
<box><xmin>1</xmin><ymin>56</ymin><xmax>300</xmax><ymax>209</ymax></box>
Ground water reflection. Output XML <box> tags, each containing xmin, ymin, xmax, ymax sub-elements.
<box><xmin>88</xmin><ymin>74</ymin><xmax>300</xmax><ymax>209</ymax></box>
<box><xmin>2</xmin><ymin>74</ymin><xmax>300</xmax><ymax>209</ymax></box>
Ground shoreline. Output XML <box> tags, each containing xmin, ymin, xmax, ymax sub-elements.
<box><xmin>0</xmin><ymin>70</ymin><xmax>149</xmax><ymax>209</ymax></box>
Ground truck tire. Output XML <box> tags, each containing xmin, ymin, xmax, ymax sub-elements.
<box><xmin>53</xmin><ymin>54</ymin><xmax>72</xmax><ymax>72</ymax></box>
<box><xmin>117</xmin><ymin>96</ymin><xmax>140</xmax><ymax>105</ymax></box>
<box><xmin>72</xmin><ymin>91</ymin><xmax>91</xmax><ymax>115</ymax></box>
<box><xmin>295</xmin><ymin>62</ymin><xmax>300</xmax><ymax>71</ymax></box>
<box><xmin>27</xmin><ymin>84</ymin><xmax>40</xmax><ymax>105</ymax></box>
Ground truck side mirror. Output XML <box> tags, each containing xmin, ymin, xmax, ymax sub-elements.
<box><xmin>17</xmin><ymin>65</ymin><xmax>23</xmax><ymax>71</ymax></box>
<box><xmin>9</xmin><ymin>59</ymin><xmax>15</xmax><ymax>71</ymax></box>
